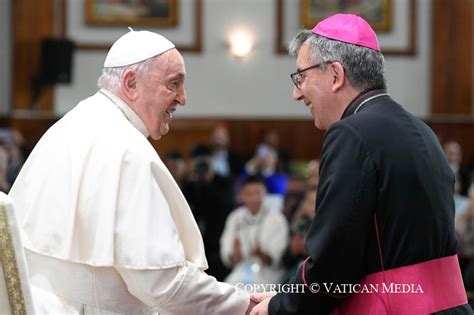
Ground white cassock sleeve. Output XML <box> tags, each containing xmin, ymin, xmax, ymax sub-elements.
<box><xmin>115</xmin><ymin>262</ymin><xmax>250</xmax><ymax>315</ymax></box>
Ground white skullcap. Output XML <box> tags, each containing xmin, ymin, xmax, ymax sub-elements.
<box><xmin>104</xmin><ymin>28</ymin><xmax>175</xmax><ymax>68</ymax></box>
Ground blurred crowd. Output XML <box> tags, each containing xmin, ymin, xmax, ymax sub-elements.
<box><xmin>164</xmin><ymin>127</ymin><xmax>474</xmax><ymax>305</ymax></box>
<box><xmin>0</xmin><ymin>129</ymin><xmax>30</xmax><ymax>194</ymax></box>
<box><xmin>445</xmin><ymin>140</ymin><xmax>474</xmax><ymax>304</ymax></box>
<box><xmin>4</xmin><ymin>126</ymin><xmax>473</xmax><ymax>303</ymax></box>
<box><xmin>163</xmin><ymin>125</ymin><xmax>320</xmax><ymax>285</ymax></box>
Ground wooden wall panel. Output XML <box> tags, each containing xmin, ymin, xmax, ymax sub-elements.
<box><xmin>12</xmin><ymin>0</ymin><xmax>55</xmax><ymax>111</ymax></box>
<box><xmin>147</xmin><ymin>119</ymin><xmax>324</xmax><ymax>161</ymax></box>
<box><xmin>2</xmin><ymin>117</ymin><xmax>473</xmax><ymax>170</ymax></box>
<box><xmin>431</xmin><ymin>0</ymin><xmax>473</xmax><ymax>115</ymax></box>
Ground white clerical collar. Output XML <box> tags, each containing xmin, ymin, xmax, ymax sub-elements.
<box><xmin>99</xmin><ymin>89</ymin><xmax>149</xmax><ymax>138</ymax></box>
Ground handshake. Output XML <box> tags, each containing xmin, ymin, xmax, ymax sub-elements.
<box><xmin>245</xmin><ymin>291</ymin><xmax>277</xmax><ymax>315</ymax></box>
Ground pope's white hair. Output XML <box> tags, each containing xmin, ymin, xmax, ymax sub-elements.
<box><xmin>97</xmin><ymin>55</ymin><xmax>159</xmax><ymax>93</ymax></box>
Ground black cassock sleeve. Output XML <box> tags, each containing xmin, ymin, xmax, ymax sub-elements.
<box><xmin>269</xmin><ymin>122</ymin><xmax>378</xmax><ymax>315</ymax></box>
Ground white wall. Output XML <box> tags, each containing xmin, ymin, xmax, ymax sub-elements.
<box><xmin>0</xmin><ymin>0</ymin><xmax>11</xmax><ymax>114</ymax></box>
<box><xmin>55</xmin><ymin>0</ymin><xmax>431</xmax><ymax>118</ymax></box>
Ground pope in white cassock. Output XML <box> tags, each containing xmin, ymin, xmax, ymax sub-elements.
<box><xmin>9</xmin><ymin>30</ymin><xmax>251</xmax><ymax>314</ymax></box>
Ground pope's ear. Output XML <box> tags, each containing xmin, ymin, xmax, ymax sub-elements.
<box><xmin>122</xmin><ymin>69</ymin><xmax>138</xmax><ymax>101</ymax></box>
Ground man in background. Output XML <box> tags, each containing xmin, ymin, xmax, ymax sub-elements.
<box><xmin>183</xmin><ymin>144</ymin><xmax>235</xmax><ymax>281</ymax></box>
<box><xmin>210</xmin><ymin>125</ymin><xmax>245</xmax><ymax>180</ymax></box>
<box><xmin>444</xmin><ymin>140</ymin><xmax>472</xmax><ymax>196</ymax></box>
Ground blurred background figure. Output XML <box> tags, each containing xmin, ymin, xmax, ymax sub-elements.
<box><xmin>210</xmin><ymin>125</ymin><xmax>245</xmax><ymax>180</ymax></box>
<box><xmin>281</xmin><ymin>189</ymin><xmax>317</xmax><ymax>283</ymax></box>
<box><xmin>0</xmin><ymin>129</ymin><xmax>29</xmax><ymax>186</ymax></box>
<box><xmin>257</xmin><ymin>129</ymin><xmax>291</xmax><ymax>174</ymax></box>
<box><xmin>445</xmin><ymin>140</ymin><xmax>472</xmax><ymax>196</ymax></box>
<box><xmin>455</xmin><ymin>184</ymin><xmax>474</xmax><ymax>308</ymax></box>
<box><xmin>455</xmin><ymin>174</ymin><xmax>471</xmax><ymax>217</ymax></box>
<box><xmin>0</xmin><ymin>143</ymin><xmax>11</xmax><ymax>192</ymax></box>
<box><xmin>8</xmin><ymin>130</ymin><xmax>29</xmax><ymax>181</ymax></box>
<box><xmin>183</xmin><ymin>144</ymin><xmax>235</xmax><ymax>280</ymax></box>
<box><xmin>220</xmin><ymin>175</ymin><xmax>288</xmax><ymax>286</ymax></box>
<box><xmin>290</xmin><ymin>189</ymin><xmax>317</xmax><ymax>225</ymax></box>
<box><xmin>306</xmin><ymin>159</ymin><xmax>320</xmax><ymax>189</ymax></box>
<box><xmin>240</xmin><ymin>146</ymin><xmax>288</xmax><ymax>211</ymax></box>
<box><xmin>163</xmin><ymin>150</ymin><xmax>188</xmax><ymax>188</ymax></box>
<box><xmin>0</xmin><ymin>129</ymin><xmax>30</xmax><ymax>190</ymax></box>
<box><xmin>284</xmin><ymin>159</ymin><xmax>319</xmax><ymax>219</ymax></box>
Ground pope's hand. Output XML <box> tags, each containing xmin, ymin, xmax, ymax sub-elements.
<box><xmin>249</xmin><ymin>297</ymin><xmax>272</xmax><ymax>315</ymax></box>
<box><xmin>250</xmin><ymin>291</ymin><xmax>277</xmax><ymax>304</ymax></box>
<box><xmin>245</xmin><ymin>299</ymin><xmax>257</xmax><ymax>315</ymax></box>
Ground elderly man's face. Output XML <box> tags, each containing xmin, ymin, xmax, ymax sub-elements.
<box><xmin>292</xmin><ymin>44</ymin><xmax>334</xmax><ymax>130</ymax></box>
<box><xmin>136</xmin><ymin>49</ymin><xmax>187</xmax><ymax>140</ymax></box>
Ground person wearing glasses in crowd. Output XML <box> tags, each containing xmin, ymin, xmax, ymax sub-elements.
<box><xmin>9</xmin><ymin>30</ymin><xmax>253</xmax><ymax>314</ymax></box>
<box><xmin>250</xmin><ymin>13</ymin><xmax>471</xmax><ymax>315</ymax></box>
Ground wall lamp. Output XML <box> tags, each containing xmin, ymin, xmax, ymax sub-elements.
<box><xmin>228</xmin><ymin>29</ymin><xmax>254</xmax><ymax>58</ymax></box>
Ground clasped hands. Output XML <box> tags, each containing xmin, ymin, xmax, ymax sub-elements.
<box><xmin>231</xmin><ymin>239</ymin><xmax>272</xmax><ymax>266</ymax></box>
<box><xmin>245</xmin><ymin>291</ymin><xmax>277</xmax><ymax>315</ymax></box>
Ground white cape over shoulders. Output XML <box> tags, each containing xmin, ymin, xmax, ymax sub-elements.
<box><xmin>9</xmin><ymin>90</ymin><xmax>207</xmax><ymax>270</ymax></box>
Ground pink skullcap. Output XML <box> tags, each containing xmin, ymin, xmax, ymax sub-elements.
<box><xmin>312</xmin><ymin>13</ymin><xmax>380</xmax><ymax>51</ymax></box>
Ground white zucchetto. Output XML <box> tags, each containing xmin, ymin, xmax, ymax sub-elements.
<box><xmin>104</xmin><ymin>29</ymin><xmax>175</xmax><ymax>68</ymax></box>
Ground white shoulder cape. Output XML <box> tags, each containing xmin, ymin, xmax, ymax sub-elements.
<box><xmin>9</xmin><ymin>91</ymin><xmax>208</xmax><ymax>270</ymax></box>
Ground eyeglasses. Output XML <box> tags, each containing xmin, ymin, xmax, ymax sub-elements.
<box><xmin>290</xmin><ymin>61</ymin><xmax>332</xmax><ymax>89</ymax></box>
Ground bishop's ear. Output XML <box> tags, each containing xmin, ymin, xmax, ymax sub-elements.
<box><xmin>122</xmin><ymin>69</ymin><xmax>138</xmax><ymax>101</ymax></box>
<box><xmin>330</xmin><ymin>62</ymin><xmax>345</xmax><ymax>92</ymax></box>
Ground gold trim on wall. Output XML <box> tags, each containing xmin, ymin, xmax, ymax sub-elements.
<box><xmin>300</xmin><ymin>0</ymin><xmax>392</xmax><ymax>32</ymax></box>
<box><xmin>276</xmin><ymin>0</ymin><xmax>417</xmax><ymax>56</ymax></box>
<box><xmin>60</xmin><ymin>0</ymin><xmax>202</xmax><ymax>52</ymax></box>
<box><xmin>85</xmin><ymin>0</ymin><xmax>178</xmax><ymax>27</ymax></box>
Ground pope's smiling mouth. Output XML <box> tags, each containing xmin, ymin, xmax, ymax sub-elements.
<box><xmin>165</xmin><ymin>108</ymin><xmax>175</xmax><ymax>119</ymax></box>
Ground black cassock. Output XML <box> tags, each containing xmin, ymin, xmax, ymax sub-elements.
<box><xmin>269</xmin><ymin>90</ymin><xmax>473</xmax><ymax>314</ymax></box>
